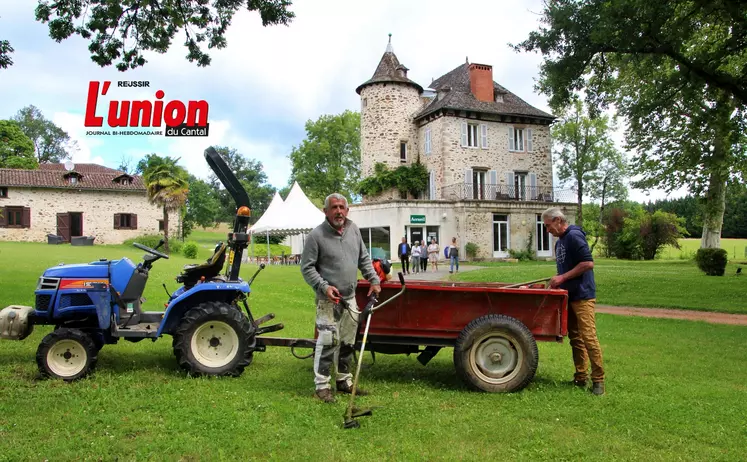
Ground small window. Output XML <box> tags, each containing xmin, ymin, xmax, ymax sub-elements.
<box><xmin>0</xmin><ymin>187</ymin><xmax>7</xmax><ymax>198</ymax></box>
<box><xmin>424</xmin><ymin>127</ymin><xmax>432</xmax><ymax>155</ymax></box>
<box><xmin>467</xmin><ymin>124</ymin><xmax>478</xmax><ymax>147</ymax></box>
<box><xmin>114</xmin><ymin>213</ymin><xmax>137</xmax><ymax>230</ymax></box>
<box><xmin>6</xmin><ymin>206</ymin><xmax>28</xmax><ymax>228</ymax></box>
<box><xmin>400</xmin><ymin>142</ymin><xmax>407</xmax><ymax>162</ymax></box>
<box><xmin>158</xmin><ymin>220</ymin><xmax>164</xmax><ymax>231</ymax></box>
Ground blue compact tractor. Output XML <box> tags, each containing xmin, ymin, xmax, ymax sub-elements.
<box><xmin>0</xmin><ymin>148</ymin><xmax>283</xmax><ymax>381</ymax></box>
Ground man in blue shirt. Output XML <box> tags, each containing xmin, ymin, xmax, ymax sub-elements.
<box><xmin>542</xmin><ymin>207</ymin><xmax>605</xmax><ymax>396</ymax></box>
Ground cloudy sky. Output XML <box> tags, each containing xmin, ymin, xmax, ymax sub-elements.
<box><xmin>0</xmin><ymin>0</ymin><xmax>684</xmax><ymax>202</ymax></box>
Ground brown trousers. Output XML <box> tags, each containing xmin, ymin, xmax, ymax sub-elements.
<box><xmin>568</xmin><ymin>299</ymin><xmax>605</xmax><ymax>383</ymax></box>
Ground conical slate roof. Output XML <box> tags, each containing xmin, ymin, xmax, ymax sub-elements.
<box><xmin>355</xmin><ymin>34</ymin><xmax>423</xmax><ymax>95</ymax></box>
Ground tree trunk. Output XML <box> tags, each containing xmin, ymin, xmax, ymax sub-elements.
<box><xmin>576</xmin><ymin>181</ymin><xmax>584</xmax><ymax>229</ymax></box>
<box><xmin>590</xmin><ymin>175</ymin><xmax>608</xmax><ymax>254</ymax></box>
<box><xmin>163</xmin><ymin>206</ymin><xmax>170</xmax><ymax>253</ymax></box>
<box><xmin>700</xmin><ymin>170</ymin><xmax>727</xmax><ymax>249</ymax></box>
<box><xmin>700</xmin><ymin>96</ymin><xmax>731</xmax><ymax>249</ymax></box>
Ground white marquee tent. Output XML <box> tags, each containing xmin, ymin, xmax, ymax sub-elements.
<box><xmin>247</xmin><ymin>182</ymin><xmax>325</xmax><ymax>260</ymax></box>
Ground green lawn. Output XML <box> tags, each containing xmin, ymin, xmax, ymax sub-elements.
<box><xmin>0</xmin><ymin>241</ymin><xmax>746</xmax><ymax>460</ymax></box>
<box><xmin>453</xmin><ymin>259</ymin><xmax>747</xmax><ymax>314</ymax></box>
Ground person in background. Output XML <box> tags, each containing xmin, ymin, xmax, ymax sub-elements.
<box><xmin>418</xmin><ymin>241</ymin><xmax>426</xmax><ymax>272</ymax></box>
<box><xmin>411</xmin><ymin>241</ymin><xmax>421</xmax><ymax>274</ymax></box>
<box><xmin>542</xmin><ymin>206</ymin><xmax>605</xmax><ymax>396</ymax></box>
<box><xmin>397</xmin><ymin>237</ymin><xmax>411</xmax><ymax>275</ymax></box>
<box><xmin>427</xmin><ymin>238</ymin><xmax>440</xmax><ymax>272</ymax></box>
<box><xmin>448</xmin><ymin>237</ymin><xmax>459</xmax><ymax>274</ymax></box>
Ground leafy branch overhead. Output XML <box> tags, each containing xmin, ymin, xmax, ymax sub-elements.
<box><xmin>31</xmin><ymin>0</ymin><xmax>295</xmax><ymax>71</ymax></box>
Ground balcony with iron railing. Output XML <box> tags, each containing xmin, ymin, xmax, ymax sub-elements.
<box><xmin>440</xmin><ymin>183</ymin><xmax>576</xmax><ymax>203</ymax></box>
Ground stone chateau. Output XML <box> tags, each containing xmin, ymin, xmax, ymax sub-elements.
<box><xmin>347</xmin><ymin>36</ymin><xmax>576</xmax><ymax>261</ymax></box>
<box><xmin>0</xmin><ymin>163</ymin><xmax>178</xmax><ymax>244</ymax></box>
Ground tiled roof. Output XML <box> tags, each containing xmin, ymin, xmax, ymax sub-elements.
<box><xmin>0</xmin><ymin>163</ymin><xmax>145</xmax><ymax>191</ymax></box>
<box><xmin>38</xmin><ymin>163</ymin><xmax>124</xmax><ymax>174</ymax></box>
<box><xmin>356</xmin><ymin>38</ymin><xmax>423</xmax><ymax>95</ymax></box>
<box><xmin>414</xmin><ymin>63</ymin><xmax>555</xmax><ymax>122</ymax></box>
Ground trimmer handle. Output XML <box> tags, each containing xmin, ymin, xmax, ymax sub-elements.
<box><xmin>398</xmin><ymin>272</ymin><xmax>405</xmax><ymax>285</ymax></box>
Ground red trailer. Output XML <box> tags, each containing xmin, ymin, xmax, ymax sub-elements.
<box><xmin>257</xmin><ymin>277</ymin><xmax>568</xmax><ymax>394</ymax></box>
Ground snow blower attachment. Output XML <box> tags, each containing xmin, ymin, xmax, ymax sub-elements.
<box><xmin>343</xmin><ymin>272</ymin><xmax>407</xmax><ymax>429</ymax></box>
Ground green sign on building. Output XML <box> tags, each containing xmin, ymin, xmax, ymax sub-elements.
<box><xmin>410</xmin><ymin>214</ymin><xmax>426</xmax><ymax>224</ymax></box>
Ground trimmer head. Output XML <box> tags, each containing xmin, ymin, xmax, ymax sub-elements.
<box><xmin>342</xmin><ymin>407</ymin><xmax>372</xmax><ymax>429</ymax></box>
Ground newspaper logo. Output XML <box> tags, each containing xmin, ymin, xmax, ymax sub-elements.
<box><xmin>83</xmin><ymin>81</ymin><xmax>210</xmax><ymax>137</ymax></box>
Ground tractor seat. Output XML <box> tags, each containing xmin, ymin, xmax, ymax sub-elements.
<box><xmin>177</xmin><ymin>242</ymin><xmax>228</xmax><ymax>287</ymax></box>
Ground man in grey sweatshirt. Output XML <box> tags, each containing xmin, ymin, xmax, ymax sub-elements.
<box><xmin>300</xmin><ymin>193</ymin><xmax>381</xmax><ymax>403</ymax></box>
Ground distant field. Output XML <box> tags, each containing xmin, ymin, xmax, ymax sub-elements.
<box><xmin>592</xmin><ymin>238</ymin><xmax>747</xmax><ymax>261</ymax></box>
<box><xmin>660</xmin><ymin>238</ymin><xmax>747</xmax><ymax>261</ymax></box>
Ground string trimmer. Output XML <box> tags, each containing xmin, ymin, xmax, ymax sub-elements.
<box><xmin>342</xmin><ymin>272</ymin><xmax>407</xmax><ymax>429</ymax></box>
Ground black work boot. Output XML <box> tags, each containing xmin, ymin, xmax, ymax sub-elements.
<box><xmin>314</xmin><ymin>388</ymin><xmax>336</xmax><ymax>403</ymax></box>
<box><xmin>571</xmin><ymin>379</ymin><xmax>587</xmax><ymax>388</ymax></box>
<box><xmin>592</xmin><ymin>382</ymin><xmax>605</xmax><ymax>396</ymax></box>
<box><xmin>337</xmin><ymin>380</ymin><xmax>369</xmax><ymax>396</ymax></box>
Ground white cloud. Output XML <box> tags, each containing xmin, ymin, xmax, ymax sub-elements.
<box><xmin>162</xmin><ymin>120</ymin><xmax>290</xmax><ymax>186</ymax></box>
<box><xmin>52</xmin><ymin>112</ymin><xmax>107</xmax><ymax>166</ymax></box>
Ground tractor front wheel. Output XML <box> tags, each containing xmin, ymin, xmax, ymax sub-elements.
<box><xmin>36</xmin><ymin>328</ymin><xmax>98</xmax><ymax>381</ymax></box>
<box><xmin>173</xmin><ymin>301</ymin><xmax>256</xmax><ymax>377</ymax></box>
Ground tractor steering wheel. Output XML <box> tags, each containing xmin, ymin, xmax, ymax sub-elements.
<box><xmin>133</xmin><ymin>242</ymin><xmax>170</xmax><ymax>259</ymax></box>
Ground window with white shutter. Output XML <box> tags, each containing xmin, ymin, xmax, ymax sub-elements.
<box><xmin>527</xmin><ymin>128</ymin><xmax>534</xmax><ymax>152</ymax></box>
<box><xmin>480</xmin><ymin>124</ymin><xmax>488</xmax><ymax>149</ymax></box>
<box><xmin>461</xmin><ymin>122</ymin><xmax>468</xmax><ymax>147</ymax></box>
<box><xmin>425</xmin><ymin>127</ymin><xmax>431</xmax><ymax>155</ymax></box>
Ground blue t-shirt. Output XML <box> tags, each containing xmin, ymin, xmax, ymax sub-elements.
<box><xmin>555</xmin><ymin>225</ymin><xmax>596</xmax><ymax>301</ymax></box>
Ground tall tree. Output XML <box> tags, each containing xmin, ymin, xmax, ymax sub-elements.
<box><xmin>0</xmin><ymin>120</ymin><xmax>38</xmax><ymax>169</ymax></box>
<box><xmin>22</xmin><ymin>0</ymin><xmax>294</xmax><ymax>72</ymax></box>
<box><xmin>0</xmin><ymin>15</ymin><xmax>12</xmax><ymax>69</ymax></box>
<box><xmin>207</xmin><ymin>146</ymin><xmax>275</xmax><ymax>224</ymax></box>
<box><xmin>117</xmin><ymin>155</ymin><xmax>135</xmax><ymax>174</ymax></box>
<box><xmin>515</xmin><ymin>0</ymin><xmax>747</xmax><ymax>249</ymax></box>
<box><xmin>184</xmin><ymin>174</ymin><xmax>220</xmax><ymax>229</ymax></box>
<box><xmin>512</xmin><ymin>0</ymin><xmax>747</xmax><ymax>110</ymax></box>
<box><xmin>139</xmin><ymin>154</ymin><xmax>189</xmax><ymax>252</ymax></box>
<box><xmin>551</xmin><ymin>98</ymin><xmax>623</xmax><ymax>228</ymax></box>
<box><xmin>288</xmin><ymin>110</ymin><xmax>361</xmax><ymax>204</ymax></box>
<box><xmin>11</xmin><ymin>105</ymin><xmax>78</xmax><ymax>163</ymax></box>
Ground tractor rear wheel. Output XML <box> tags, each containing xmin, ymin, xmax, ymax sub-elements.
<box><xmin>453</xmin><ymin>314</ymin><xmax>538</xmax><ymax>393</ymax></box>
<box><xmin>36</xmin><ymin>328</ymin><xmax>98</xmax><ymax>382</ymax></box>
<box><xmin>173</xmin><ymin>301</ymin><xmax>256</xmax><ymax>377</ymax></box>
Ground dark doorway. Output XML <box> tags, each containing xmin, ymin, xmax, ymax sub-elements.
<box><xmin>70</xmin><ymin>212</ymin><xmax>83</xmax><ymax>237</ymax></box>
<box><xmin>57</xmin><ymin>212</ymin><xmax>83</xmax><ymax>242</ymax></box>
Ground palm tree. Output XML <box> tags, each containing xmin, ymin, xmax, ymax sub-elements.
<box><xmin>141</xmin><ymin>155</ymin><xmax>189</xmax><ymax>253</ymax></box>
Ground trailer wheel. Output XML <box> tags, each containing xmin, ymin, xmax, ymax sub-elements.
<box><xmin>453</xmin><ymin>314</ymin><xmax>538</xmax><ymax>393</ymax></box>
<box><xmin>173</xmin><ymin>301</ymin><xmax>256</xmax><ymax>377</ymax></box>
<box><xmin>36</xmin><ymin>328</ymin><xmax>98</xmax><ymax>382</ymax></box>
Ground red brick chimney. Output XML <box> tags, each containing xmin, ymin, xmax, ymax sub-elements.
<box><xmin>469</xmin><ymin>63</ymin><xmax>494</xmax><ymax>102</ymax></box>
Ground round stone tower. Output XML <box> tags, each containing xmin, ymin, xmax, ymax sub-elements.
<box><xmin>356</xmin><ymin>35</ymin><xmax>424</xmax><ymax>199</ymax></box>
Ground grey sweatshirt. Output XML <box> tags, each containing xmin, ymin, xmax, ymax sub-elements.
<box><xmin>301</xmin><ymin>218</ymin><xmax>381</xmax><ymax>300</ymax></box>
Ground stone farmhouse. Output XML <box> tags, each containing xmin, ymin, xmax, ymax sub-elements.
<box><xmin>0</xmin><ymin>163</ymin><xmax>178</xmax><ymax>244</ymax></box>
<box><xmin>347</xmin><ymin>36</ymin><xmax>576</xmax><ymax>261</ymax></box>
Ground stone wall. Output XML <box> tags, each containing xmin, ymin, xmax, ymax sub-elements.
<box><xmin>359</xmin><ymin>82</ymin><xmax>426</xmax><ymax>204</ymax></box>
<box><xmin>350</xmin><ymin>198</ymin><xmax>577</xmax><ymax>261</ymax></box>
<box><xmin>436</xmin><ymin>116</ymin><xmax>553</xmax><ymax>195</ymax></box>
<box><xmin>0</xmin><ymin>187</ymin><xmax>178</xmax><ymax>244</ymax></box>
<box><xmin>418</xmin><ymin>116</ymin><xmax>446</xmax><ymax>199</ymax></box>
